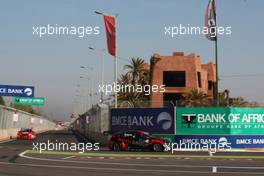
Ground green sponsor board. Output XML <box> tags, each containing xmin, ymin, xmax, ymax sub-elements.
<box><xmin>176</xmin><ymin>108</ymin><xmax>264</xmax><ymax>135</ymax></box>
<box><xmin>13</xmin><ymin>97</ymin><xmax>45</xmax><ymax>106</ymax></box>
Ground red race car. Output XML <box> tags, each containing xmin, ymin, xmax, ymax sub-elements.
<box><xmin>105</xmin><ymin>130</ymin><xmax>166</xmax><ymax>152</ymax></box>
<box><xmin>17</xmin><ymin>128</ymin><xmax>36</xmax><ymax>140</ymax></box>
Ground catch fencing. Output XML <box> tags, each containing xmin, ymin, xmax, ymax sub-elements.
<box><xmin>72</xmin><ymin>103</ymin><xmax>109</xmax><ymax>145</ymax></box>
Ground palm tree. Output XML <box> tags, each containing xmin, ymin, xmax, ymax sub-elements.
<box><xmin>118</xmin><ymin>74</ymin><xmax>132</xmax><ymax>85</ymax></box>
<box><xmin>124</xmin><ymin>57</ymin><xmax>149</xmax><ymax>85</ymax></box>
<box><xmin>117</xmin><ymin>91</ymin><xmax>142</xmax><ymax>107</ymax></box>
<box><xmin>117</xmin><ymin>73</ymin><xmax>148</xmax><ymax>107</ymax></box>
<box><xmin>116</xmin><ymin>58</ymin><xmax>150</xmax><ymax>107</ymax></box>
<box><xmin>183</xmin><ymin>89</ymin><xmax>209</xmax><ymax>107</ymax></box>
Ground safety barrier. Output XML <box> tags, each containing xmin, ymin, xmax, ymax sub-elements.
<box><xmin>0</xmin><ymin>105</ymin><xmax>56</xmax><ymax>141</ymax></box>
<box><xmin>72</xmin><ymin>106</ymin><xmax>264</xmax><ymax>148</ymax></box>
<box><xmin>72</xmin><ymin>103</ymin><xmax>109</xmax><ymax>145</ymax></box>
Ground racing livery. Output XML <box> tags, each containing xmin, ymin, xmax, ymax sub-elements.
<box><xmin>105</xmin><ymin>130</ymin><xmax>166</xmax><ymax>152</ymax></box>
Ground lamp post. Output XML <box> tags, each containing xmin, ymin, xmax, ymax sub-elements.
<box><xmin>74</xmin><ymin>84</ymin><xmax>81</xmax><ymax>114</ymax></box>
<box><xmin>80</xmin><ymin>74</ymin><xmax>92</xmax><ymax>110</ymax></box>
<box><xmin>75</xmin><ymin>94</ymin><xmax>82</xmax><ymax>114</ymax></box>
<box><xmin>88</xmin><ymin>47</ymin><xmax>105</xmax><ymax>103</ymax></box>
<box><xmin>95</xmin><ymin>10</ymin><xmax>118</xmax><ymax>108</ymax></box>
<box><xmin>80</xmin><ymin>76</ymin><xmax>89</xmax><ymax>112</ymax></box>
<box><xmin>80</xmin><ymin>66</ymin><xmax>93</xmax><ymax>107</ymax></box>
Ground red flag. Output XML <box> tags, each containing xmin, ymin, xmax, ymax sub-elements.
<box><xmin>205</xmin><ymin>0</ymin><xmax>217</xmax><ymax>41</ymax></box>
<box><xmin>103</xmin><ymin>15</ymin><xmax>116</xmax><ymax>56</ymax></box>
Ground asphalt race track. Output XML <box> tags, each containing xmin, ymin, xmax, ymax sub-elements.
<box><xmin>1</xmin><ymin>130</ymin><xmax>264</xmax><ymax>176</ymax></box>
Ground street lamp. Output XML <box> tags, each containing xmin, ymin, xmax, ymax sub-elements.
<box><xmin>79</xmin><ymin>68</ymin><xmax>94</xmax><ymax>109</ymax></box>
<box><xmin>80</xmin><ymin>65</ymin><xmax>94</xmax><ymax>106</ymax></box>
<box><xmin>88</xmin><ymin>46</ymin><xmax>106</xmax><ymax>103</ymax></box>
<box><xmin>80</xmin><ymin>65</ymin><xmax>93</xmax><ymax>70</ymax></box>
<box><xmin>94</xmin><ymin>11</ymin><xmax>103</xmax><ymax>15</ymax></box>
<box><xmin>74</xmin><ymin>83</ymin><xmax>82</xmax><ymax>114</ymax></box>
<box><xmin>74</xmin><ymin>93</ymin><xmax>82</xmax><ymax>114</ymax></box>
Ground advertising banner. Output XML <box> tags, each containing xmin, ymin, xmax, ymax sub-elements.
<box><xmin>230</xmin><ymin>108</ymin><xmax>264</xmax><ymax>134</ymax></box>
<box><xmin>13</xmin><ymin>97</ymin><xmax>45</xmax><ymax>106</ymax></box>
<box><xmin>176</xmin><ymin>108</ymin><xmax>264</xmax><ymax>135</ymax></box>
<box><xmin>13</xmin><ymin>113</ymin><xmax>19</xmax><ymax>122</ymax></box>
<box><xmin>174</xmin><ymin>135</ymin><xmax>264</xmax><ymax>148</ymax></box>
<box><xmin>0</xmin><ymin>85</ymin><xmax>34</xmax><ymax>97</ymax></box>
<box><xmin>110</xmin><ymin>108</ymin><xmax>175</xmax><ymax>134</ymax></box>
<box><xmin>31</xmin><ymin>117</ymin><xmax>34</xmax><ymax>124</ymax></box>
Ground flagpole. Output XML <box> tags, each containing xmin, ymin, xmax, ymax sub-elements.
<box><xmin>114</xmin><ymin>14</ymin><xmax>118</xmax><ymax>108</ymax></box>
<box><xmin>95</xmin><ymin>11</ymin><xmax>118</xmax><ymax>108</ymax></box>
<box><xmin>215</xmin><ymin>36</ymin><xmax>219</xmax><ymax>107</ymax></box>
<box><xmin>101</xmin><ymin>49</ymin><xmax>104</xmax><ymax>103</ymax></box>
<box><xmin>214</xmin><ymin>1</ymin><xmax>219</xmax><ymax>107</ymax></box>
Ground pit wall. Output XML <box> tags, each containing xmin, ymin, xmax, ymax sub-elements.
<box><xmin>0</xmin><ymin>105</ymin><xmax>56</xmax><ymax>141</ymax></box>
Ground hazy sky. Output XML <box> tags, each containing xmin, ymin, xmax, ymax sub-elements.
<box><xmin>0</xmin><ymin>0</ymin><xmax>263</xmax><ymax>121</ymax></box>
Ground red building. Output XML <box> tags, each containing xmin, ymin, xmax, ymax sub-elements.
<box><xmin>150</xmin><ymin>51</ymin><xmax>216</xmax><ymax>107</ymax></box>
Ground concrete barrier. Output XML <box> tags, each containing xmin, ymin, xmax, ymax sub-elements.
<box><xmin>0</xmin><ymin>105</ymin><xmax>56</xmax><ymax>141</ymax></box>
<box><xmin>72</xmin><ymin>103</ymin><xmax>109</xmax><ymax>145</ymax></box>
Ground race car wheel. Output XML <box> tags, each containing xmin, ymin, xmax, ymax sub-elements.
<box><xmin>113</xmin><ymin>142</ymin><xmax>122</xmax><ymax>151</ymax></box>
<box><xmin>152</xmin><ymin>143</ymin><xmax>163</xmax><ymax>152</ymax></box>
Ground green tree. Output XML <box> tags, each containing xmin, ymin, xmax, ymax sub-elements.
<box><xmin>124</xmin><ymin>57</ymin><xmax>149</xmax><ymax>85</ymax></box>
<box><xmin>218</xmin><ymin>92</ymin><xmax>228</xmax><ymax>107</ymax></box>
<box><xmin>229</xmin><ymin>97</ymin><xmax>248</xmax><ymax>107</ymax></box>
<box><xmin>118</xmin><ymin>74</ymin><xmax>131</xmax><ymax>85</ymax></box>
<box><xmin>14</xmin><ymin>104</ymin><xmax>40</xmax><ymax>115</ymax></box>
<box><xmin>0</xmin><ymin>96</ymin><xmax>5</xmax><ymax>105</ymax></box>
<box><xmin>183</xmin><ymin>89</ymin><xmax>209</xmax><ymax>107</ymax></box>
<box><xmin>117</xmin><ymin>58</ymin><xmax>150</xmax><ymax>107</ymax></box>
<box><xmin>117</xmin><ymin>74</ymin><xmax>144</xmax><ymax>107</ymax></box>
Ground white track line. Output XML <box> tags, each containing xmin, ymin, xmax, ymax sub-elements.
<box><xmin>18</xmin><ymin>150</ymin><xmax>264</xmax><ymax>170</ymax></box>
<box><xmin>62</xmin><ymin>156</ymin><xmax>75</xmax><ymax>160</ymax></box>
<box><xmin>17</xmin><ymin>150</ymin><xmax>211</xmax><ymax>168</ymax></box>
<box><xmin>0</xmin><ymin>161</ymin><xmax>213</xmax><ymax>174</ymax></box>
<box><xmin>1</xmin><ymin>161</ymin><xmax>264</xmax><ymax>175</ymax></box>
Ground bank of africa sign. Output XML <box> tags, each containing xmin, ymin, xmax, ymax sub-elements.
<box><xmin>177</xmin><ymin>108</ymin><xmax>264</xmax><ymax>135</ymax></box>
<box><xmin>110</xmin><ymin>108</ymin><xmax>175</xmax><ymax>134</ymax></box>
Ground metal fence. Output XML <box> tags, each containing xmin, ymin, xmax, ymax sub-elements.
<box><xmin>72</xmin><ymin>103</ymin><xmax>109</xmax><ymax>145</ymax></box>
<box><xmin>0</xmin><ymin>105</ymin><xmax>56</xmax><ymax>140</ymax></box>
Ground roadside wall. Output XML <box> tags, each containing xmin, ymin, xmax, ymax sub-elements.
<box><xmin>72</xmin><ymin>106</ymin><xmax>264</xmax><ymax>148</ymax></box>
<box><xmin>109</xmin><ymin>107</ymin><xmax>264</xmax><ymax>148</ymax></box>
<box><xmin>0</xmin><ymin>105</ymin><xmax>56</xmax><ymax>141</ymax></box>
<box><xmin>72</xmin><ymin>103</ymin><xmax>109</xmax><ymax>145</ymax></box>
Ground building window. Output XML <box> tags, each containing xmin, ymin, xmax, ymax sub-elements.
<box><xmin>163</xmin><ymin>71</ymin><xmax>186</xmax><ymax>87</ymax></box>
<box><xmin>197</xmin><ymin>72</ymin><xmax>202</xmax><ymax>88</ymax></box>
<box><xmin>208</xmin><ymin>80</ymin><xmax>213</xmax><ymax>90</ymax></box>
